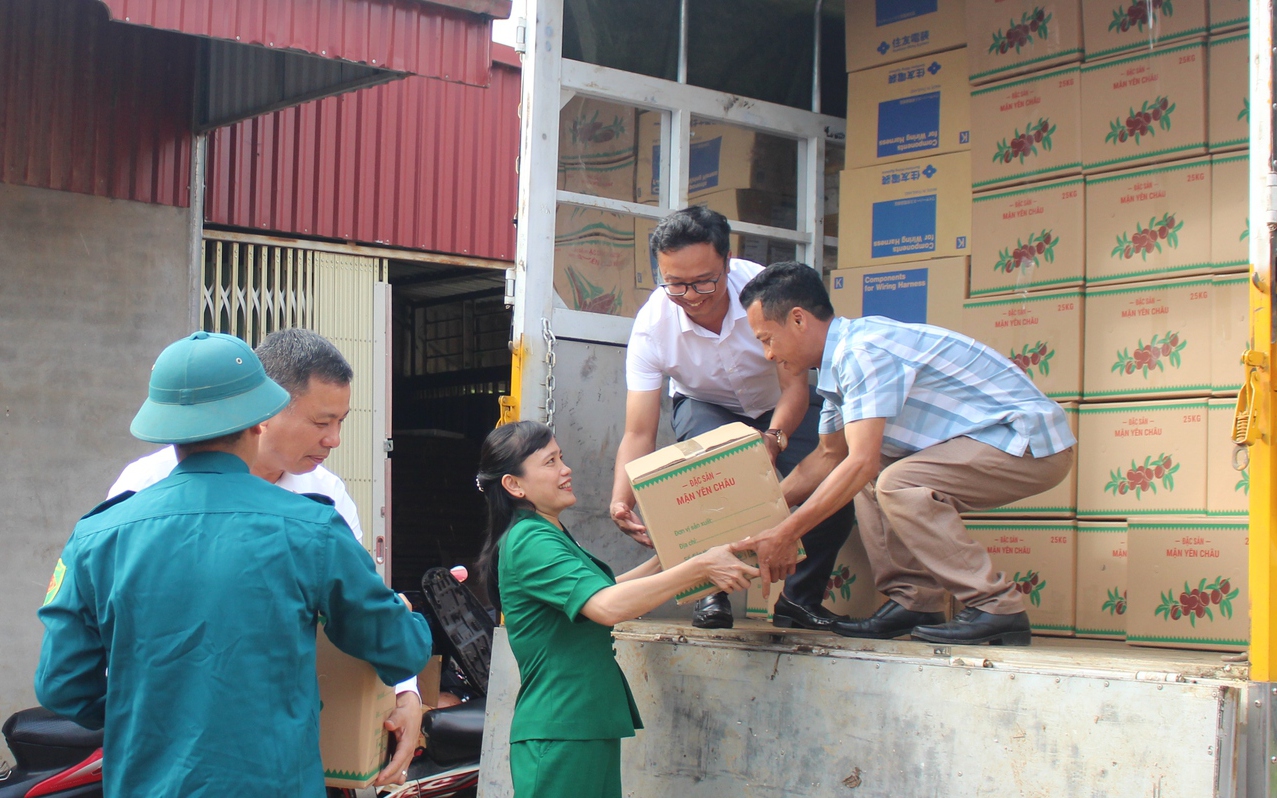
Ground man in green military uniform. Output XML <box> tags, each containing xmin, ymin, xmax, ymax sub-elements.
<box><xmin>35</xmin><ymin>332</ymin><xmax>433</xmax><ymax>796</ymax></box>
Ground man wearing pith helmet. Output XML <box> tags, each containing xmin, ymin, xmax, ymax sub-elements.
<box><xmin>35</xmin><ymin>332</ymin><xmax>433</xmax><ymax>797</ymax></box>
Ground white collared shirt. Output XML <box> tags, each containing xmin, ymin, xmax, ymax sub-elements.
<box><xmin>625</xmin><ymin>258</ymin><xmax>781</xmax><ymax>418</ymax></box>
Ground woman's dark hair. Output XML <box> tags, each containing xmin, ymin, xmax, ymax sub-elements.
<box><xmin>649</xmin><ymin>205</ymin><xmax>732</xmax><ymax>261</ymax></box>
<box><xmin>475</xmin><ymin>420</ymin><xmax>556</xmax><ymax>611</ymax></box>
<box><xmin>738</xmin><ymin>261</ymin><xmax>835</xmax><ymax>323</ymax></box>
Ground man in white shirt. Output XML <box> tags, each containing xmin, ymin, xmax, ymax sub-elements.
<box><xmin>610</xmin><ymin>206</ymin><xmax>854</xmax><ymax>630</ymax></box>
<box><xmin>108</xmin><ymin>328</ymin><xmax>422</xmax><ymax>788</ymax></box>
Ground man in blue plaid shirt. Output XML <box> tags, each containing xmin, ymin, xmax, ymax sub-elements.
<box><xmin>734</xmin><ymin>262</ymin><xmax>1076</xmax><ymax>646</ymax></box>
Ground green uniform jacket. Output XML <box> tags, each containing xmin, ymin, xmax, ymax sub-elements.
<box><xmin>35</xmin><ymin>452</ymin><xmax>432</xmax><ymax>797</ymax></box>
<box><xmin>499</xmin><ymin>511</ymin><xmax>643</xmax><ymax>743</ymax></box>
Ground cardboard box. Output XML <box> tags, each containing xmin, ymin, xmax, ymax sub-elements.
<box><xmin>1082</xmin><ymin>0</ymin><xmax>1208</xmax><ymax>62</ymax></box>
<box><xmin>635</xmin><ymin>112</ymin><xmax>797</xmax><ymax>204</ymax></box>
<box><xmin>965</xmin><ymin>403</ymin><xmax>1080</xmax><ymax>517</ymax></box>
<box><xmin>1207</xmin><ymin>398</ymin><xmax>1249</xmax><ymax>516</ymax></box>
<box><xmin>847</xmin><ymin>48</ymin><xmax>971</xmax><ymax>169</ymax></box>
<box><xmin>1076</xmin><ymin>399</ymin><xmax>1209</xmax><ymax>518</ymax></box>
<box><xmin>554</xmin><ymin>205</ymin><xmax>649</xmax><ymax>317</ymax></box>
<box><xmin>746</xmin><ymin>525</ymin><xmax>888</xmax><ymax>621</ymax></box>
<box><xmin>625</xmin><ymin>423</ymin><xmax>791</xmax><ymax>604</ymax></box>
<box><xmin>1075</xmin><ymin>522</ymin><xmax>1129</xmax><ymax>639</ymax></box>
<box><xmin>1084</xmin><ymin>158</ymin><xmax>1213</xmax><ymax>286</ymax></box>
<box><xmin>318</xmin><ymin>628</ymin><xmax>397</xmax><ymax>788</ymax></box>
<box><xmin>1208</xmin><ymin>34</ymin><xmax>1249</xmax><ymax>152</ymax></box>
<box><xmin>839</xmin><ymin>153</ymin><xmax>972</xmax><ymax>268</ymax></box>
<box><xmin>961</xmin><ymin>290</ymin><xmax>1084</xmax><ymax>400</ymax></box>
<box><xmin>1083</xmin><ymin>277</ymin><xmax>1214</xmax><ymax>399</ymax></box>
<box><xmin>970</xmin><ymin>176</ymin><xmax>1085</xmax><ymax>295</ymax></box>
<box><xmin>1125</xmin><ymin>517</ymin><xmax>1248</xmax><ymax>651</ymax></box>
<box><xmin>1211</xmin><ymin>154</ymin><xmax>1249</xmax><ymax>273</ymax></box>
<box><xmin>418</xmin><ymin>655</ymin><xmax>442</xmax><ymax>710</ymax></box>
<box><xmin>962</xmin><ymin>521</ymin><xmax>1078</xmax><ymax>636</ymax></box>
<box><xmin>828</xmin><ymin>258</ymin><xmax>968</xmax><ymax>331</ymax></box>
<box><xmin>557</xmin><ymin>96</ymin><xmax>637</xmax><ymax>202</ymax></box>
<box><xmin>1210</xmin><ymin>0</ymin><xmax>1248</xmax><ymax>31</ymax></box>
<box><xmin>633</xmin><ymin>190</ymin><xmax>799</xmax><ymax>289</ymax></box>
<box><xmin>1212</xmin><ymin>274</ymin><xmax>1249</xmax><ymax>394</ymax></box>
<box><xmin>846</xmin><ymin>0</ymin><xmax>967</xmax><ymax>73</ymax></box>
<box><xmin>970</xmin><ymin>66</ymin><xmax>1083</xmax><ymax>190</ymax></box>
<box><xmin>965</xmin><ymin>0</ymin><xmax>1083</xmax><ymax>85</ymax></box>
<box><xmin>1079</xmin><ymin>40</ymin><xmax>1208</xmax><ymax>174</ymax></box>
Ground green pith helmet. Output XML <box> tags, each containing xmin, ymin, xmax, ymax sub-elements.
<box><xmin>130</xmin><ymin>332</ymin><xmax>291</xmax><ymax>444</ymax></box>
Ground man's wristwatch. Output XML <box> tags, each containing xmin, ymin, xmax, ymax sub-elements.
<box><xmin>764</xmin><ymin>428</ymin><xmax>788</xmax><ymax>452</ymax></box>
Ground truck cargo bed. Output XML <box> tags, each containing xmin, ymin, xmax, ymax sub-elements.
<box><xmin>480</xmin><ymin>620</ymin><xmax>1251</xmax><ymax>797</ymax></box>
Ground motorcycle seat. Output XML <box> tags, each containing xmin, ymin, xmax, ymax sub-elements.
<box><xmin>4</xmin><ymin>707</ymin><xmax>103</xmax><ymax>750</ymax></box>
<box><xmin>422</xmin><ymin>699</ymin><xmax>484</xmax><ymax>764</ymax></box>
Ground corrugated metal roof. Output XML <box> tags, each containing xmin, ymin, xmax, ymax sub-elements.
<box><xmin>205</xmin><ymin>45</ymin><xmax>520</xmax><ymax>260</ymax></box>
<box><xmin>98</xmin><ymin>0</ymin><xmax>497</xmax><ymax>87</ymax></box>
<box><xmin>0</xmin><ymin>0</ymin><xmax>193</xmax><ymax>206</ymax></box>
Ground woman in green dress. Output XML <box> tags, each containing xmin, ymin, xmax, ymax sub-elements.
<box><xmin>476</xmin><ymin>420</ymin><xmax>757</xmax><ymax>798</ymax></box>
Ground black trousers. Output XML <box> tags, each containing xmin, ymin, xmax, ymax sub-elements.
<box><xmin>671</xmin><ymin>387</ymin><xmax>855</xmax><ymax>607</ymax></box>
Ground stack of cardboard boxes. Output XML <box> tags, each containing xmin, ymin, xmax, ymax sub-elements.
<box><xmin>554</xmin><ymin>95</ymin><xmax>804</xmax><ymax>318</ymax></box>
<box><xmin>822</xmin><ymin>1</ymin><xmax>1249</xmax><ymax>651</ymax></box>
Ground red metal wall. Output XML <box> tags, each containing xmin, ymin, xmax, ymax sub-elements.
<box><xmin>205</xmin><ymin>45</ymin><xmax>520</xmax><ymax>260</ymax></box>
<box><xmin>98</xmin><ymin>0</ymin><xmax>496</xmax><ymax>88</ymax></box>
<box><xmin>0</xmin><ymin>0</ymin><xmax>194</xmax><ymax>207</ymax></box>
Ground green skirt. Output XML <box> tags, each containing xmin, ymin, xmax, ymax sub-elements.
<box><xmin>510</xmin><ymin>738</ymin><xmax>622</xmax><ymax>798</ymax></box>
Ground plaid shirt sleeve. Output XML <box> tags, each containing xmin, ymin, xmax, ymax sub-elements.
<box><xmin>837</xmin><ymin>343</ymin><xmax>915</xmax><ymax>424</ymax></box>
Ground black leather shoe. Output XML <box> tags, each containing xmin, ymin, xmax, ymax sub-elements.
<box><xmin>911</xmin><ymin>607</ymin><xmax>1032</xmax><ymax>646</ymax></box>
<box><xmin>691</xmin><ymin>591</ymin><xmax>734</xmax><ymax>629</ymax></box>
<box><xmin>772</xmin><ymin>593</ymin><xmax>849</xmax><ymax>631</ymax></box>
<box><xmin>831</xmin><ymin>599</ymin><xmax>946</xmax><ymax>639</ymax></box>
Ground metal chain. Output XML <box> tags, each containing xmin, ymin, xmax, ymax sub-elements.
<box><xmin>541</xmin><ymin>317</ymin><xmax>557</xmax><ymax>430</ymax></box>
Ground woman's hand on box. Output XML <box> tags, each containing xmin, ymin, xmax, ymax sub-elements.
<box><xmin>732</xmin><ymin>530</ymin><xmax>798</xmax><ymax>595</ymax></box>
<box><xmin>610</xmin><ymin>501</ymin><xmax>653</xmax><ymax>547</ymax></box>
<box><xmin>697</xmin><ymin>545</ymin><xmax>759</xmax><ymax>594</ymax></box>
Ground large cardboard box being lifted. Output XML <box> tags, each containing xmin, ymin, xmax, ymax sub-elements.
<box><xmin>747</xmin><ymin>525</ymin><xmax>887</xmax><ymax>622</ymax></box>
<box><xmin>1126</xmin><ymin>517</ymin><xmax>1248</xmax><ymax>652</ymax></box>
<box><xmin>964</xmin><ymin>0</ymin><xmax>1083</xmax><ymax>85</ymax></box>
<box><xmin>969</xmin><ymin>66</ymin><xmax>1083</xmax><ymax>191</ymax></box>
<box><xmin>847</xmin><ymin>47</ymin><xmax>971</xmax><ymax>169</ymax></box>
<box><xmin>1079</xmin><ymin>40</ymin><xmax>1208</xmax><ymax>174</ymax></box>
<box><xmin>1084</xmin><ymin>158</ymin><xmax>1213</xmax><ymax>286</ymax></box>
<box><xmin>970</xmin><ymin>177</ymin><xmax>1085</xmax><ymax>296</ymax></box>
<box><xmin>625</xmin><ymin>423</ymin><xmax>792</xmax><ymax>605</ymax></box>
<box><xmin>1075</xmin><ymin>522</ymin><xmax>1129</xmax><ymax>640</ymax></box>
<box><xmin>838</xmin><ymin>153</ymin><xmax>972</xmax><ymax>268</ymax></box>
<box><xmin>1076</xmin><ymin>399</ymin><xmax>1209</xmax><ymax>519</ymax></box>
<box><xmin>317</xmin><ymin>629</ymin><xmax>397</xmax><ymax>788</ymax></box>
<box><xmin>828</xmin><ymin>257</ymin><xmax>968</xmax><ymax>332</ymax></box>
<box><xmin>845</xmin><ymin>0</ymin><xmax>967</xmax><ymax>73</ymax></box>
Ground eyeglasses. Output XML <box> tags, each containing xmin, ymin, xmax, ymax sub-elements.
<box><xmin>657</xmin><ymin>272</ymin><xmax>723</xmax><ymax>297</ymax></box>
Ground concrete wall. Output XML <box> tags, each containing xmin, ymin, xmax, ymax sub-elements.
<box><xmin>0</xmin><ymin>183</ymin><xmax>192</xmax><ymax>756</ymax></box>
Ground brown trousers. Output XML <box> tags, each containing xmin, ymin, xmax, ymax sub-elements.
<box><xmin>854</xmin><ymin>436</ymin><xmax>1075</xmax><ymax>615</ymax></box>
